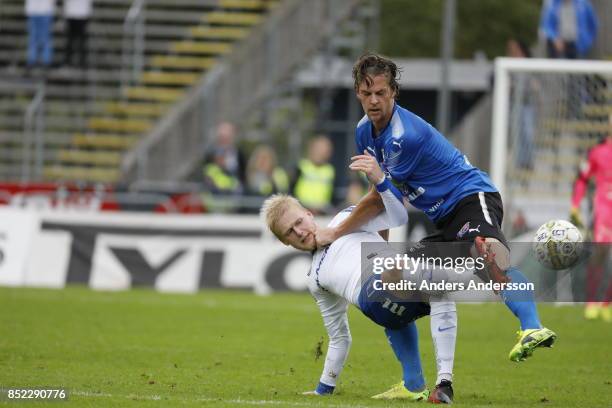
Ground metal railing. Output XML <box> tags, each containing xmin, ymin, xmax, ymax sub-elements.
<box><xmin>22</xmin><ymin>81</ymin><xmax>46</xmax><ymax>182</ymax></box>
<box><xmin>121</xmin><ymin>0</ymin><xmax>361</xmax><ymax>183</ymax></box>
<box><xmin>121</xmin><ymin>0</ymin><xmax>147</xmax><ymax>92</ymax></box>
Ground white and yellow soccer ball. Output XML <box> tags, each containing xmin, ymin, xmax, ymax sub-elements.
<box><xmin>533</xmin><ymin>220</ymin><xmax>583</xmax><ymax>270</ymax></box>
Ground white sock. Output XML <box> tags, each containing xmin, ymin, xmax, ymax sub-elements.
<box><xmin>430</xmin><ymin>300</ymin><xmax>457</xmax><ymax>385</ymax></box>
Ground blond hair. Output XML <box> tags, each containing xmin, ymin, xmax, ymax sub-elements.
<box><xmin>260</xmin><ymin>194</ymin><xmax>303</xmax><ymax>240</ymax></box>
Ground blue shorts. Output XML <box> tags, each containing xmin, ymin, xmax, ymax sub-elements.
<box><xmin>357</xmin><ymin>274</ymin><xmax>430</xmax><ymax>330</ymax></box>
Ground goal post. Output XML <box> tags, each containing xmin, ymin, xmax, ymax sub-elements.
<box><xmin>491</xmin><ymin>58</ymin><xmax>612</xmax><ymax>232</ymax></box>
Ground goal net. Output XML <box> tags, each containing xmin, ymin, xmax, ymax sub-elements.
<box><xmin>491</xmin><ymin>58</ymin><xmax>612</xmax><ymax>235</ymax></box>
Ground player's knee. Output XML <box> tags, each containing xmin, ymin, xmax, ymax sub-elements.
<box><xmin>340</xmin><ymin>333</ymin><xmax>352</xmax><ymax>348</ymax></box>
<box><xmin>429</xmin><ymin>301</ymin><xmax>456</xmax><ymax>315</ymax></box>
<box><xmin>471</xmin><ymin>237</ymin><xmax>510</xmax><ymax>271</ymax></box>
<box><xmin>484</xmin><ymin>238</ymin><xmax>510</xmax><ymax>271</ymax></box>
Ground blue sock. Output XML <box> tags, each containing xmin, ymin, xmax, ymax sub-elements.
<box><xmin>385</xmin><ymin>322</ymin><xmax>425</xmax><ymax>392</ymax></box>
<box><xmin>500</xmin><ymin>267</ymin><xmax>542</xmax><ymax>330</ymax></box>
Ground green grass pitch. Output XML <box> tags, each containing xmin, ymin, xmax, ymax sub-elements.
<box><xmin>1</xmin><ymin>287</ymin><xmax>610</xmax><ymax>407</ymax></box>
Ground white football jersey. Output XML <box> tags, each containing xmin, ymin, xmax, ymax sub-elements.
<box><xmin>306</xmin><ymin>188</ymin><xmax>408</xmax><ymax>388</ymax></box>
<box><xmin>308</xmin><ymin>208</ymin><xmax>388</xmax><ymax>306</ymax></box>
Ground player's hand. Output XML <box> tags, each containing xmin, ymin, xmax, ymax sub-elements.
<box><xmin>315</xmin><ymin>226</ymin><xmax>337</xmax><ymax>248</ymax></box>
<box><xmin>569</xmin><ymin>207</ymin><xmax>584</xmax><ymax>229</ymax></box>
<box><xmin>349</xmin><ymin>150</ymin><xmax>385</xmax><ymax>185</ymax></box>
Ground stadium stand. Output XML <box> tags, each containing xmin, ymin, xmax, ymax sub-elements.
<box><xmin>0</xmin><ymin>0</ymin><xmax>278</xmax><ymax>183</ymax></box>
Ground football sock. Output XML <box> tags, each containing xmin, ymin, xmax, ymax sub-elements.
<box><xmin>315</xmin><ymin>382</ymin><xmax>335</xmax><ymax>395</ymax></box>
<box><xmin>501</xmin><ymin>267</ymin><xmax>542</xmax><ymax>330</ymax></box>
<box><xmin>385</xmin><ymin>322</ymin><xmax>425</xmax><ymax>392</ymax></box>
<box><xmin>430</xmin><ymin>301</ymin><xmax>456</xmax><ymax>384</ymax></box>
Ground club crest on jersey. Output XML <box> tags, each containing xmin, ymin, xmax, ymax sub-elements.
<box><xmin>384</xmin><ymin>139</ymin><xmax>403</xmax><ymax>164</ymax></box>
<box><xmin>457</xmin><ymin>222</ymin><xmax>470</xmax><ymax>238</ymax></box>
<box><xmin>457</xmin><ymin>222</ymin><xmax>481</xmax><ymax>238</ymax></box>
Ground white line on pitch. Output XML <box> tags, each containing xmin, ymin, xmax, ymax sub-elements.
<box><xmin>73</xmin><ymin>390</ymin><xmax>373</xmax><ymax>407</ymax></box>
<box><xmin>72</xmin><ymin>391</ymin><xmax>161</xmax><ymax>401</ymax></box>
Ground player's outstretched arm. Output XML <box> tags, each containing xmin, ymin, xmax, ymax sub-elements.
<box><xmin>303</xmin><ymin>295</ymin><xmax>352</xmax><ymax>396</ymax></box>
<box><xmin>315</xmin><ymin>151</ymin><xmax>406</xmax><ymax>247</ymax></box>
<box><xmin>346</xmin><ymin>150</ymin><xmax>408</xmax><ymax>233</ymax></box>
<box><xmin>315</xmin><ymin>186</ymin><xmax>383</xmax><ymax>247</ymax></box>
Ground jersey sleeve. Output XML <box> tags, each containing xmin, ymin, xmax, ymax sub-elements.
<box><xmin>540</xmin><ymin>3</ymin><xmax>557</xmax><ymax>41</ymax></box>
<box><xmin>572</xmin><ymin>149</ymin><xmax>596</xmax><ymax>208</ymax></box>
<box><xmin>313</xmin><ymin>291</ymin><xmax>351</xmax><ymax>387</ymax></box>
<box><xmin>360</xmin><ymin>180</ymin><xmax>408</xmax><ymax>233</ymax></box>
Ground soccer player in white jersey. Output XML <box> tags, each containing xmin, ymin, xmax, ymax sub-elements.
<box><xmin>261</xmin><ymin>186</ymin><xmax>457</xmax><ymax>403</ymax></box>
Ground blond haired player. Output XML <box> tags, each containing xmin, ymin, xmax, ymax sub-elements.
<box><xmin>261</xmin><ymin>184</ymin><xmax>457</xmax><ymax>403</ymax></box>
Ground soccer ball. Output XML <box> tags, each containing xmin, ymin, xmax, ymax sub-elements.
<box><xmin>532</xmin><ymin>220</ymin><xmax>583</xmax><ymax>270</ymax></box>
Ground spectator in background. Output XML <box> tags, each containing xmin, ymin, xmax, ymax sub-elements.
<box><xmin>63</xmin><ymin>0</ymin><xmax>93</xmax><ymax>68</ymax></box>
<box><xmin>209</xmin><ymin>122</ymin><xmax>246</xmax><ymax>184</ymax></box>
<box><xmin>245</xmin><ymin>145</ymin><xmax>289</xmax><ymax>196</ymax></box>
<box><xmin>199</xmin><ymin>122</ymin><xmax>246</xmax><ymax>212</ymax></box>
<box><xmin>292</xmin><ymin>135</ymin><xmax>335</xmax><ymax>214</ymax></box>
<box><xmin>507</xmin><ymin>38</ymin><xmax>537</xmax><ymax>171</ymax></box>
<box><xmin>202</xmin><ymin>147</ymin><xmax>243</xmax><ymax>213</ymax></box>
<box><xmin>540</xmin><ymin>0</ymin><xmax>598</xmax><ymax>59</ymax></box>
<box><xmin>25</xmin><ymin>0</ymin><xmax>56</xmax><ymax>69</ymax></box>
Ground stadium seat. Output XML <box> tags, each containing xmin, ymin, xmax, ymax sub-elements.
<box><xmin>72</xmin><ymin>134</ymin><xmax>139</xmax><ymax>149</ymax></box>
<box><xmin>88</xmin><ymin>118</ymin><xmax>153</xmax><ymax>133</ymax></box>
<box><xmin>124</xmin><ymin>87</ymin><xmax>185</xmax><ymax>103</ymax></box>
<box><xmin>141</xmin><ymin>72</ymin><xmax>200</xmax><ymax>86</ymax></box>
<box><xmin>170</xmin><ymin>42</ymin><xmax>232</xmax><ymax>55</ymax></box>
<box><xmin>543</xmin><ymin>120</ymin><xmax>610</xmax><ymax>133</ymax></box>
<box><xmin>149</xmin><ymin>56</ymin><xmax>217</xmax><ymax>70</ymax></box>
<box><xmin>43</xmin><ymin>165</ymin><xmax>121</xmax><ymax>183</ymax></box>
<box><xmin>189</xmin><ymin>27</ymin><xmax>249</xmax><ymax>40</ymax></box>
<box><xmin>0</xmin><ymin>0</ymin><xmax>277</xmax><ymax>183</ymax></box>
<box><xmin>103</xmin><ymin>102</ymin><xmax>169</xmax><ymax>118</ymax></box>
<box><xmin>204</xmin><ymin>12</ymin><xmax>263</xmax><ymax>25</ymax></box>
<box><xmin>582</xmin><ymin>104</ymin><xmax>612</xmax><ymax>118</ymax></box>
<box><xmin>56</xmin><ymin>150</ymin><xmax>123</xmax><ymax>166</ymax></box>
<box><xmin>219</xmin><ymin>0</ymin><xmax>270</xmax><ymax>10</ymax></box>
